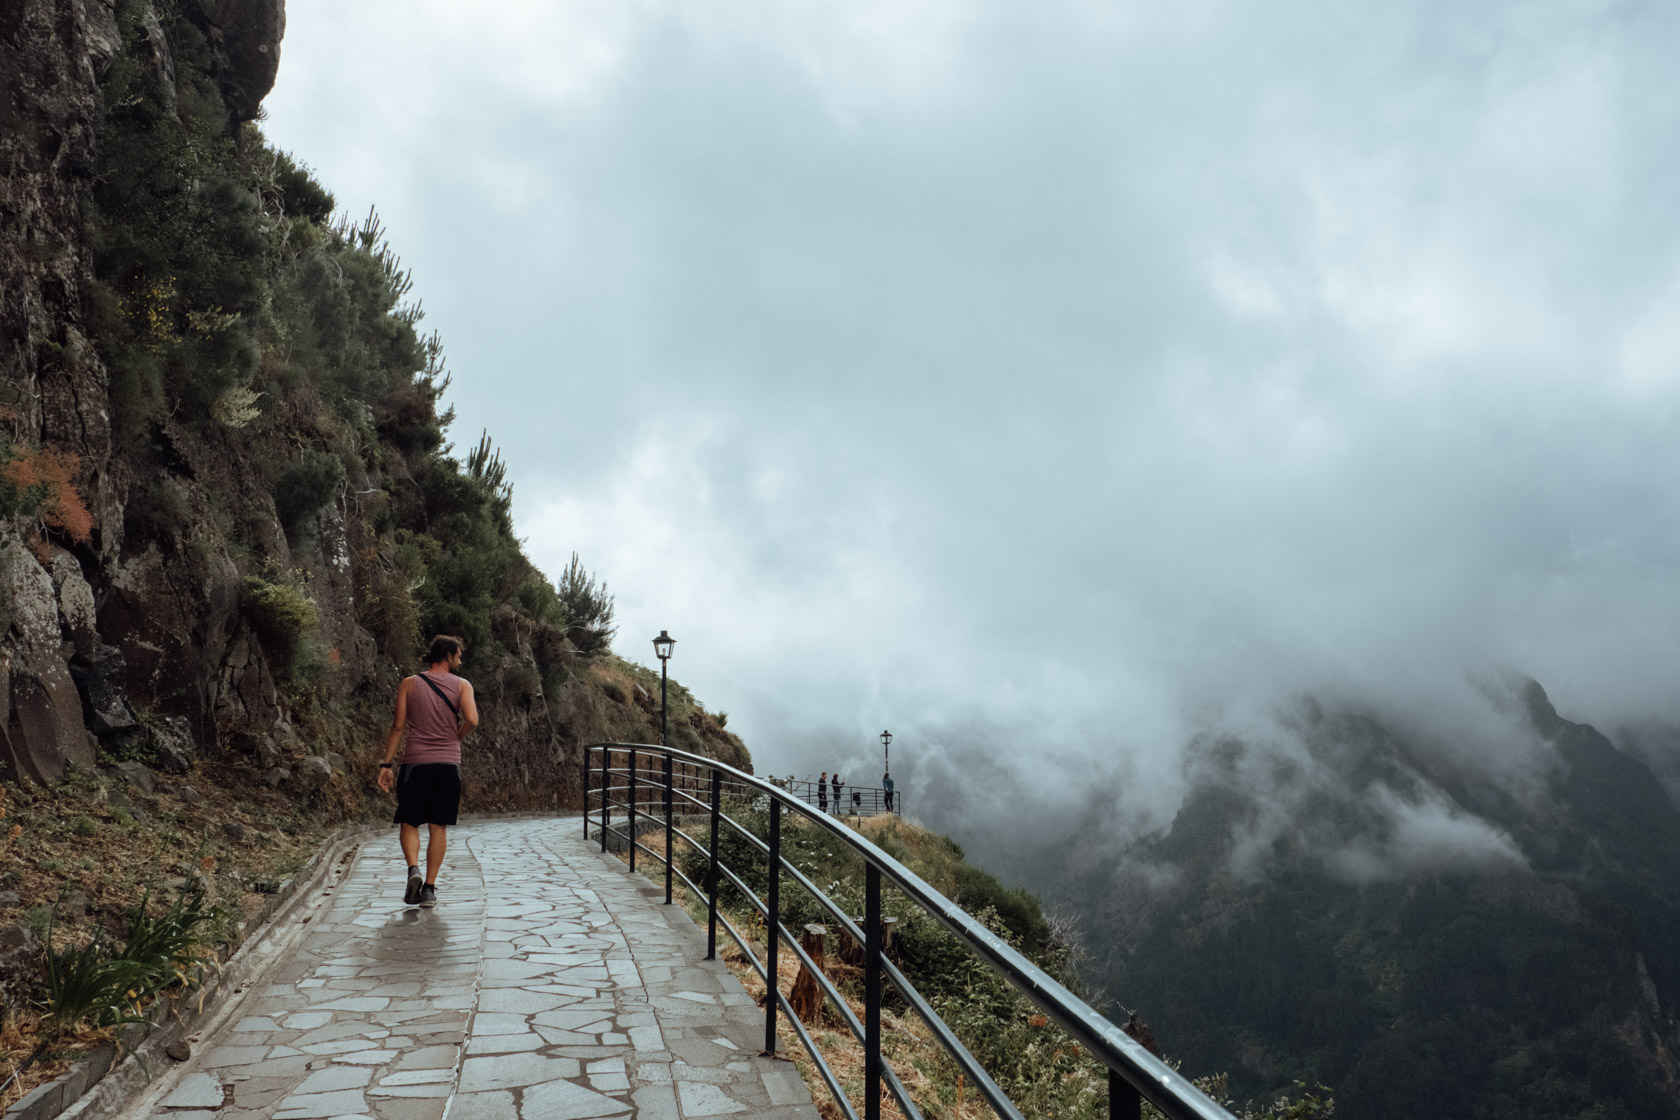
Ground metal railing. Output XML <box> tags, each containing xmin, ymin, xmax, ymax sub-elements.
<box><xmin>584</xmin><ymin>742</ymin><xmax>1234</xmax><ymax>1120</ymax></box>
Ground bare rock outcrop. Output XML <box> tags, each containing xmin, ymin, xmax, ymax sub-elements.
<box><xmin>185</xmin><ymin>0</ymin><xmax>286</xmax><ymax>121</ymax></box>
<box><xmin>0</xmin><ymin>535</ymin><xmax>96</xmax><ymax>783</ymax></box>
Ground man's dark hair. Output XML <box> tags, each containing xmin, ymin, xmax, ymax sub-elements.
<box><xmin>426</xmin><ymin>635</ymin><xmax>464</xmax><ymax>664</ymax></box>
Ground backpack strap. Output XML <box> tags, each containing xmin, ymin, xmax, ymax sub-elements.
<box><xmin>416</xmin><ymin>673</ymin><xmax>460</xmax><ymax>722</ymax></box>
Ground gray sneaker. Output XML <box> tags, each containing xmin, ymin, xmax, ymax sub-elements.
<box><xmin>418</xmin><ymin>884</ymin><xmax>437</xmax><ymax>909</ymax></box>
<box><xmin>404</xmin><ymin>868</ymin><xmax>423</xmax><ymax>905</ymax></box>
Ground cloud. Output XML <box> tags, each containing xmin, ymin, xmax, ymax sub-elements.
<box><xmin>1323</xmin><ymin>784</ymin><xmax>1530</xmax><ymax>885</ymax></box>
<box><xmin>264</xmin><ymin>0</ymin><xmax>1680</xmax><ymax>842</ymax></box>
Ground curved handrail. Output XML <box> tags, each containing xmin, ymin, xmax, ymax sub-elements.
<box><xmin>585</xmin><ymin>742</ymin><xmax>1235</xmax><ymax>1120</ymax></box>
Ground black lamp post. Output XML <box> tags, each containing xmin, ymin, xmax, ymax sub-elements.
<box><xmin>652</xmin><ymin>630</ymin><xmax>677</xmax><ymax>906</ymax></box>
<box><xmin>653</xmin><ymin>630</ymin><xmax>676</xmax><ymax>745</ymax></box>
<box><xmin>881</xmin><ymin>729</ymin><xmax>892</xmax><ymax>773</ymax></box>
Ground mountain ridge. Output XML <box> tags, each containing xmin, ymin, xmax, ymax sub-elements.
<box><xmin>1072</xmin><ymin>678</ymin><xmax>1680</xmax><ymax>1119</ymax></box>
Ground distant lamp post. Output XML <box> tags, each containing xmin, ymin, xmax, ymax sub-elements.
<box><xmin>881</xmin><ymin>730</ymin><xmax>894</xmax><ymax>815</ymax></box>
<box><xmin>653</xmin><ymin>631</ymin><xmax>676</xmax><ymax>746</ymax></box>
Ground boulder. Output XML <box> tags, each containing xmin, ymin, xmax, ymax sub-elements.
<box><xmin>222</xmin><ymin>821</ymin><xmax>245</xmax><ymax>842</ymax></box>
<box><xmin>177</xmin><ymin>785</ymin><xmax>204</xmax><ymax>805</ymax></box>
<box><xmin>324</xmin><ymin>751</ymin><xmax>345</xmax><ymax>773</ymax></box>
<box><xmin>106</xmin><ymin>785</ymin><xmax>148</xmax><ymax>823</ymax></box>
<box><xmin>145</xmin><ymin>715</ymin><xmax>195</xmax><ymax>774</ymax></box>
<box><xmin>0</xmin><ymin>539</ymin><xmax>97</xmax><ymax>785</ymax></box>
<box><xmin>230</xmin><ymin>728</ymin><xmax>280</xmax><ymax>768</ymax></box>
<box><xmin>75</xmin><ymin>642</ymin><xmax>140</xmax><ymax>735</ymax></box>
<box><xmin>113</xmin><ymin>760</ymin><xmax>156</xmax><ymax>794</ymax></box>
<box><xmin>0</xmin><ymin>923</ymin><xmax>36</xmax><ymax>956</ymax></box>
<box><xmin>0</xmin><ymin>890</ymin><xmax>21</xmax><ymax>908</ymax></box>
<box><xmin>256</xmin><ymin>737</ymin><xmax>281</xmax><ymax>769</ymax></box>
<box><xmin>263</xmin><ymin>766</ymin><xmax>288</xmax><ymax>788</ymax></box>
<box><xmin>154</xmin><ymin>737</ymin><xmax>192</xmax><ymax>775</ymax></box>
<box><xmin>294</xmin><ymin>755</ymin><xmax>331</xmax><ymax>793</ymax></box>
<box><xmin>159</xmin><ymin>715</ymin><xmax>195</xmax><ymax>751</ymax></box>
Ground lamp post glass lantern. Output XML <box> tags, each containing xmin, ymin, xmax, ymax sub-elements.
<box><xmin>653</xmin><ymin>631</ymin><xmax>675</xmax><ymax>745</ymax></box>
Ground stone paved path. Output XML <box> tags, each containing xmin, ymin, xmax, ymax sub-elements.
<box><xmin>122</xmin><ymin>819</ymin><xmax>818</xmax><ymax>1120</ymax></box>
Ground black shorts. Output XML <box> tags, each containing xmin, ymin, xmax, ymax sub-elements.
<box><xmin>393</xmin><ymin>763</ymin><xmax>461</xmax><ymax>827</ymax></box>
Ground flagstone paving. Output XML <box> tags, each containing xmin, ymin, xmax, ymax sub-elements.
<box><xmin>127</xmin><ymin>818</ymin><xmax>818</xmax><ymax>1120</ymax></box>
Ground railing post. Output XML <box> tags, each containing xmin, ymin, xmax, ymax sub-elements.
<box><xmin>706</xmin><ymin>767</ymin><xmax>722</xmax><ymax>960</ymax></box>
<box><xmin>865</xmin><ymin>863</ymin><xmax>882</xmax><ymax>1120</ymax></box>
<box><xmin>599</xmin><ymin>746</ymin><xmax>610</xmax><ymax>854</ymax></box>
<box><xmin>664</xmin><ymin>752</ymin><xmax>674</xmax><ymax>904</ymax></box>
<box><xmin>627</xmin><ymin>747</ymin><xmax>638</xmax><ymax>872</ymax></box>
<box><xmin>583</xmin><ymin>746</ymin><xmax>591</xmax><ymax>838</ymax></box>
<box><xmin>763</xmin><ymin>799</ymin><xmax>781</xmax><ymax>1056</ymax></box>
<box><xmin>1109</xmin><ymin>1069</ymin><xmax>1141</xmax><ymax>1120</ymax></box>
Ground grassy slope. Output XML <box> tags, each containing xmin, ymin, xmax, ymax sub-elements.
<box><xmin>618</xmin><ymin>811</ymin><xmax>1330</xmax><ymax>1120</ymax></box>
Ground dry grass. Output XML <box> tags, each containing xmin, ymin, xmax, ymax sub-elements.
<box><xmin>0</xmin><ymin>764</ymin><xmax>343</xmax><ymax>1108</ymax></box>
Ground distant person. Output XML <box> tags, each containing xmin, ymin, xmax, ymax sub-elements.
<box><xmin>883</xmin><ymin>771</ymin><xmax>894</xmax><ymax>812</ymax></box>
<box><xmin>377</xmin><ymin>635</ymin><xmax>479</xmax><ymax>908</ymax></box>
<box><xmin>831</xmin><ymin>773</ymin><xmax>842</xmax><ymax>813</ymax></box>
<box><xmin>817</xmin><ymin>771</ymin><xmax>829</xmax><ymax>814</ymax></box>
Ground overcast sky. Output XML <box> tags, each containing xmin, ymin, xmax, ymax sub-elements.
<box><xmin>264</xmin><ymin>0</ymin><xmax>1680</xmax><ymax>823</ymax></box>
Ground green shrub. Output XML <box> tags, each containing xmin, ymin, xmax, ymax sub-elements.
<box><xmin>124</xmin><ymin>476</ymin><xmax>193</xmax><ymax>548</ymax></box>
<box><xmin>89</xmin><ymin>2</ymin><xmax>268</xmax><ymax>439</ymax></box>
<box><xmin>361</xmin><ymin>563</ymin><xmax>422</xmax><ymax>664</ymax></box>
<box><xmin>24</xmin><ymin>905</ymin><xmax>53</xmax><ymax>939</ymax></box>
<box><xmin>70</xmin><ymin>815</ymin><xmax>98</xmax><ymax>837</ymax></box>
<box><xmin>42</xmin><ymin>887</ymin><xmax>215</xmax><ymax>1033</ymax></box>
<box><xmin>272</xmin><ymin>450</ymin><xmax>345</xmax><ymax>540</ymax></box>
<box><xmin>44</xmin><ymin>925</ymin><xmax>150</xmax><ymax>1031</ymax></box>
<box><xmin>273</xmin><ymin>151</ymin><xmax>336</xmax><ymax>222</ymax></box>
<box><xmin>559</xmin><ymin>552</ymin><xmax>616</xmax><ymax>654</ymax></box>
<box><xmin>242</xmin><ymin>575</ymin><xmax>319</xmax><ymax>670</ymax></box>
<box><xmin>119</xmin><ymin>889</ymin><xmax>212</xmax><ymax>1000</ymax></box>
<box><xmin>953</xmin><ymin>864</ymin><xmax>1050</xmax><ymax>950</ymax></box>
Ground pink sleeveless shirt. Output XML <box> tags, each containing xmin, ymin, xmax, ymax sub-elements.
<box><xmin>403</xmin><ymin>670</ymin><xmax>463</xmax><ymax>765</ymax></box>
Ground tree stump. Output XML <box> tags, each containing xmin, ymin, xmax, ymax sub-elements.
<box><xmin>837</xmin><ymin>916</ymin><xmax>896</xmax><ymax>968</ymax></box>
<box><xmin>790</xmin><ymin>924</ymin><xmax>828</xmax><ymax>1023</ymax></box>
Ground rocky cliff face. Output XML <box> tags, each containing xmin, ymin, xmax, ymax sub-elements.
<box><xmin>0</xmin><ymin>1</ymin><xmax>746</xmax><ymax>801</ymax></box>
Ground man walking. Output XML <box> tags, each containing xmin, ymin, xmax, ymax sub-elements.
<box><xmin>377</xmin><ymin>635</ymin><xmax>479</xmax><ymax>908</ymax></box>
<box><xmin>883</xmin><ymin>771</ymin><xmax>895</xmax><ymax>812</ymax></box>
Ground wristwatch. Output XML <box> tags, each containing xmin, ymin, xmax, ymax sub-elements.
<box><xmin>379</xmin><ymin>763</ymin><xmax>393</xmax><ymax>769</ymax></box>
